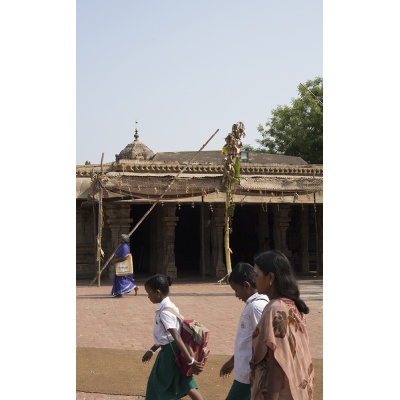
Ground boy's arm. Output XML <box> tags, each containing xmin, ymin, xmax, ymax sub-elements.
<box><xmin>220</xmin><ymin>355</ymin><xmax>234</xmax><ymax>377</ymax></box>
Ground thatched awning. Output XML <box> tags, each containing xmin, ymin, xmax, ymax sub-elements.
<box><xmin>77</xmin><ymin>171</ymin><xmax>322</xmax><ymax>204</ymax></box>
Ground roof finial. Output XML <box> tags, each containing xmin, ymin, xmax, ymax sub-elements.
<box><xmin>134</xmin><ymin>120</ymin><xmax>139</xmax><ymax>141</ymax></box>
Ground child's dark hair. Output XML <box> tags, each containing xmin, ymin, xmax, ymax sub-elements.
<box><xmin>228</xmin><ymin>262</ymin><xmax>257</xmax><ymax>288</ymax></box>
<box><xmin>144</xmin><ymin>274</ymin><xmax>173</xmax><ymax>295</ymax></box>
<box><xmin>254</xmin><ymin>250</ymin><xmax>309</xmax><ymax>314</ymax></box>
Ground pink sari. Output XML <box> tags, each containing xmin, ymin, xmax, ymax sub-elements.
<box><xmin>250</xmin><ymin>299</ymin><xmax>314</xmax><ymax>400</ymax></box>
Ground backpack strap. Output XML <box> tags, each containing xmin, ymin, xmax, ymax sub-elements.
<box><xmin>159</xmin><ymin>307</ymin><xmax>184</xmax><ymax>358</ymax></box>
<box><xmin>163</xmin><ymin>306</ymin><xmax>185</xmax><ymax>320</ymax></box>
<box><xmin>159</xmin><ymin>317</ymin><xmax>176</xmax><ymax>358</ymax></box>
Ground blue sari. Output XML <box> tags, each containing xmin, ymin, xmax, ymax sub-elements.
<box><xmin>110</xmin><ymin>242</ymin><xmax>136</xmax><ymax>296</ymax></box>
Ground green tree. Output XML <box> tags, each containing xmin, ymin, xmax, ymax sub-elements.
<box><xmin>254</xmin><ymin>77</ymin><xmax>323</xmax><ymax>164</ymax></box>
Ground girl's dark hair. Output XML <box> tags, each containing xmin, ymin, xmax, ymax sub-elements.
<box><xmin>254</xmin><ymin>250</ymin><xmax>309</xmax><ymax>314</ymax></box>
<box><xmin>144</xmin><ymin>274</ymin><xmax>173</xmax><ymax>295</ymax></box>
<box><xmin>229</xmin><ymin>262</ymin><xmax>257</xmax><ymax>288</ymax></box>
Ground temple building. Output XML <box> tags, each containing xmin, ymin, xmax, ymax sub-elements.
<box><xmin>76</xmin><ymin>127</ymin><xmax>323</xmax><ymax>280</ymax></box>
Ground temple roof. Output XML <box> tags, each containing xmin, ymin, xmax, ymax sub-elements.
<box><xmin>77</xmin><ymin>124</ymin><xmax>322</xmax><ymax>205</ymax></box>
<box><xmin>115</xmin><ymin>125</ymin><xmax>154</xmax><ymax>161</ymax></box>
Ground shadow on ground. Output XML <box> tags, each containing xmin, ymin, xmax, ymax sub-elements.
<box><xmin>77</xmin><ymin>348</ymin><xmax>322</xmax><ymax>400</ymax></box>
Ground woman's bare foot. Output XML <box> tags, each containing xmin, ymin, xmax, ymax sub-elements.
<box><xmin>134</xmin><ymin>286</ymin><xmax>139</xmax><ymax>296</ymax></box>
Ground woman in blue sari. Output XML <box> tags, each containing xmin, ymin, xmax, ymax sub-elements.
<box><xmin>110</xmin><ymin>234</ymin><xmax>139</xmax><ymax>297</ymax></box>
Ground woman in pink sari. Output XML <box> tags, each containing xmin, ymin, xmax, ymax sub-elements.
<box><xmin>250</xmin><ymin>250</ymin><xmax>314</xmax><ymax>400</ymax></box>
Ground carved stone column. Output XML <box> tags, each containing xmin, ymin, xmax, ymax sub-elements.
<box><xmin>272</xmin><ymin>204</ymin><xmax>291</xmax><ymax>257</ymax></box>
<box><xmin>76</xmin><ymin>207</ymin><xmax>90</xmax><ymax>243</ymax></box>
<box><xmin>300</xmin><ymin>205</ymin><xmax>310</xmax><ymax>273</ymax></box>
<box><xmin>211</xmin><ymin>205</ymin><xmax>226</xmax><ymax>278</ymax></box>
<box><xmin>163</xmin><ymin>204</ymin><xmax>178</xmax><ymax>278</ymax></box>
<box><xmin>103</xmin><ymin>203</ymin><xmax>133</xmax><ymax>279</ymax></box>
<box><xmin>76</xmin><ymin>207</ymin><xmax>96</xmax><ymax>278</ymax></box>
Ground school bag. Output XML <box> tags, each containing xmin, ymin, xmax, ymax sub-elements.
<box><xmin>162</xmin><ymin>307</ymin><xmax>210</xmax><ymax>376</ymax></box>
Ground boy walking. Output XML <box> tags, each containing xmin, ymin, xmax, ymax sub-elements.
<box><xmin>220</xmin><ymin>262</ymin><xmax>269</xmax><ymax>400</ymax></box>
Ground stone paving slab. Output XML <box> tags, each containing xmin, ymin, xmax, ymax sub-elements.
<box><xmin>76</xmin><ymin>276</ymin><xmax>322</xmax><ymax>399</ymax></box>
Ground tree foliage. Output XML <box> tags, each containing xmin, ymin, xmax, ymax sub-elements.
<box><xmin>254</xmin><ymin>77</ymin><xmax>323</xmax><ymax>164</ymax></box>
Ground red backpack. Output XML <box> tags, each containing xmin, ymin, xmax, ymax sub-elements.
<box><xmin>162</xmin><ymin>307</ymin><xmax>210</xmax><ymax>376</ymax></box>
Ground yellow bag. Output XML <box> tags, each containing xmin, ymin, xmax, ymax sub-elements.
<box><xmin>115</xmin><ymin>254</ymin><xmax>133</xmax><ymax>276</ymax></box>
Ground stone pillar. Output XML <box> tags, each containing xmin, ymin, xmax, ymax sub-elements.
<box><xmin>103</xmin><ymin>203</ymin><xmax>133</xmax><ymax>279</ymax></box>
<box><xmin>163</xmin><ymin>204</ymin><xmax>178</xmax><ymax>278</ymax></box>
<box><xmin>211</xmin><ymin>205</ymin><xmax>226</xmax><ymax>278</ymax></box>
<box><xmin>76</xmin><ymin>207</ymin><xmax>96</xmax><ymax>278</ymax></box>
<box><xmin>300</xmin><ymin>205</ymin><xmax>310</xmax><ymax>273</ymax></box>
<box><xmin>272</xmin><ymin>204</ymin><xmax>291</xmax><ymax>257</ymax></box>
<box><xmin>76</xmin><ymin>207</ymin><xmax>90</xmax><ymax>243</ymax></box>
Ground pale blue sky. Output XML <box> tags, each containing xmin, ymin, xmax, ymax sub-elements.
<box><xmin>76</xmin><ymin>0</ymin><xmax>322</xmax><ymax>165</ymax></box>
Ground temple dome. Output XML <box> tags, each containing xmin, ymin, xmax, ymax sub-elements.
<box><xmin>115</xmin><ymin>126</ymin><xmax>154</xmax><ymax>161</ymax></box>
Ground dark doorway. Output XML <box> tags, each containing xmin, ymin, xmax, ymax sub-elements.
<box><xmin>175</xmin><ymin>205</ymin><xmax>201</xmax><ymax>273</ymax></box>
<box><xmin>230</xmin><ymin>205</ymin><xmax>259</xmax><ymax>266</ymax></box>
<box><xmin>129</xmin><ymin>204</ymin><xmax>152</xmax><ymax>274</ymax></box>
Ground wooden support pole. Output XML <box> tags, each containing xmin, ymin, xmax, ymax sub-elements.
<box><xmin>96</xmin><ymin>153</ymin><xmax>104</xmax><ymax>287</ymax></box>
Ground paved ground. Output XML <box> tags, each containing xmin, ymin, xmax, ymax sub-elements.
<box><xmin>76</xmin><ymin>275</ymin><xmax>322</xmax><ymax>399</ymax></box>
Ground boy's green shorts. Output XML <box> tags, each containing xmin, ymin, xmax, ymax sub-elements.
<box><xmin>226</xmin><ymin>379</ymin><xmax>251</xmax><ymax>400</ymax></box>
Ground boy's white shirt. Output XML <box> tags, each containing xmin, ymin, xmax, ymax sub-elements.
<box><xmin>234</xmin><ymin>292</ymin><xmax>269</xmax><ymax>384</ymax></box>
<box><xmin>153</xmin><ymin>296</ymin><xmax>181</xmax><ymax>346</ymax></box>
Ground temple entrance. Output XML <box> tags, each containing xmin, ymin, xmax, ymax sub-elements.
<box><xmin>129</xmin><ymin>204</ymin><xmax>152</xmax><ymax>274</ymax></box>
<box><xmin>175</xmin><ymin>205</ymin><xmax>201</xmax><ymax>274</ymax></box>
<box><xmin>174</xmin><ymin>205</ymin><xmax>201</xmax><ymax>274</ymax></box>
<box><xmin>230</xmin><ymin>205</ymin><xmax>260</xmax><ymax>266</ymax></box>
<box><xmin>174</xmin><ymin>204</ymin><xmax>262</xmax><ymax>275</ymax></box>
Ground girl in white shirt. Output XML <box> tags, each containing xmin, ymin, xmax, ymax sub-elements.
<box><xmin>142</xmin><ymin>274</ymin><xmax>204</xmax><ymax>400</ymax></box>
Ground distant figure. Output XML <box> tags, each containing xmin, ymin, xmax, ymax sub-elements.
<box><xmin>251</xmin><ymin>250</ymin><xmax>314</xmax><ymax>400</ymax></box>
<box><xmin>220</xmin><ymin>262</ymin><xmax>269</xmax><ymax>400</ymax></box>
<box><xmin>142</xmin><ymin>274</ymin><xmax>204</xmax><ymax>400</ymax></box>
<box><xmin>110</xmin><ymin>234</ymin><xmax>138</xmax><ymax>297</ymax></box>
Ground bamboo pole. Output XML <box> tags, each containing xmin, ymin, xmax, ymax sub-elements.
<box><xmin>217</xmin><ymin>194</ymin><xmax>233</xmax><ymax>284</ymax></box>
<box><xmin>96</xmin><ymin>153</ymin><xmax>104</xmax><ymax>287</ymax></box>
<box><xmin>89</xmin><ymin>129</ymin><xmax>220</xmax><ymax>287</ymax></box>
<box><xmin>217</xmin><ymin>122</ymin><xmax>245</xmax><ymax>284</ymax></box>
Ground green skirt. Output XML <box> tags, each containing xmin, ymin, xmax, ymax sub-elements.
<box><xmin>145</xmin><ymin>341</ymin><xmax>198</xmax><ymax>400</ymax></box>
